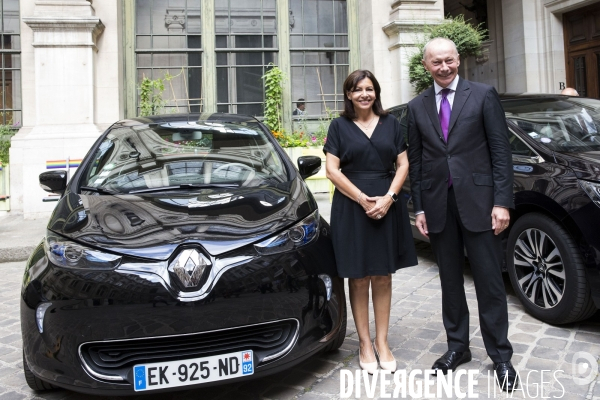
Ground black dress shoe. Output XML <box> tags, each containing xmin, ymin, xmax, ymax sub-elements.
<box><xmin>431</xmin><ymin>350</ymin><xmax>472</xmax><ymax>375</ymax></box>
<box><xmin>493</xmin><ymin>361</ymin><xmax>518</xmax><ymax>391</ymax></box>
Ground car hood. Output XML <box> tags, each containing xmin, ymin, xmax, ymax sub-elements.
<box><xmin>556</xmin><ymin>151</ymin><xmax>600</xmax><ymax>181</ymax></box>
<box><xmin>46</xmin><ymin>179</ymin><xmax>317</xmax><ymax>260</ymax></box>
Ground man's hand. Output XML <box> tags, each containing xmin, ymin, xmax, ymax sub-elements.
<box><xmin>491</xmin><ymin>206</ymin><xmax>510</xmax><ymax>235</ymax></box>
<box><xmin>415</xmin><ymin>213</ymin><xmax>428</xmax><ymax>238</ymax></box>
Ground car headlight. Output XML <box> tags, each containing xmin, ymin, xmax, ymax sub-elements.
<box><xmin>254</xmin><ymin>210</ymin><xmax>320</xmax><ymax>255</ymax></box>
<box><xmin>579</xmin><ymin>180</ymin><xmax>600</xmax><ymax>208</ymax></box>
<box><xmin>45</xmin><ymin>230</ymin><xmax>122</xmax><ymax>270</ymax></box>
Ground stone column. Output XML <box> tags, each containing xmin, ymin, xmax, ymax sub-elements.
<box><xmin>380</xmin><ymin>0</ymin><xmax>444</xmax><ymax>106</ymax></box>
<box><xmin>11</xmin><ymin>0</ymin><xmax>105</xmax><ymax>218</ymax></box>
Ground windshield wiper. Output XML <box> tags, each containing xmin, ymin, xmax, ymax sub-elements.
<box><xmin>129</xmin><ymin>183</ymin><xmax>239</xmax><ymax>194</ymax></box>
<box><xmin>80</xmin><ymin>186</ymin><xmax>118</xmax><ymax>195</ymax></box>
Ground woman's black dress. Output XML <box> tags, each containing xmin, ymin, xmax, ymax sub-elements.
<box><xmin>323</xmin><ymin>114</ymin><xmax>418</xmax><ymax>278</ymax></box>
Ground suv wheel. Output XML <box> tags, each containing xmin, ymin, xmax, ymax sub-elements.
<box><xmin>506</xmin><ymin>213</ymin><xmax>596</xmax><ymax>324</ymax></box>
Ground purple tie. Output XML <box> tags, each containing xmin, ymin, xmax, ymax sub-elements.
<box><xmin>439</xmin><ymin>88</ymin><xmax>451</xmax><ymax>142</ymax></box>
<box><xmin>439</xmin><ymin>88</ymin><xmax>452</xmax><ymax>187</ymax></box>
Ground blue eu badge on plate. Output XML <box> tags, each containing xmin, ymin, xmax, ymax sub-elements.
<box><xmin>242</xmin><ymin>351</ymin><xmax>253</xmax><ymax>375</ymax></box>
<box><xmin>134</xmin><ymin>366</ymin><xmax>146</xmax><ymax>390</ymax></box>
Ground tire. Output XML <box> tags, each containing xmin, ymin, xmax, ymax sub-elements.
<box><xmin>325</xmin><ymin>303</ymin><xmax>347</xmax><ymax>352</ymax></box>
<box><xmin>506</xmin><ymin>213</ymin><xmax>597</xmax><ymax>324</ymax></box>
<box><xmin>23</xmin><ymin>351</ymin><xmax>56</xmax><ymax>391</ymax></box>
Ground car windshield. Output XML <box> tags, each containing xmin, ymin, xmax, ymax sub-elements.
<box><xmin>79</xmin><ymin>120</ymin><xmax>288</xmax><ymax>194</ymax></box>
<box><xmin>503</xmin><ymin>97</ymin><xmax>600</xmax><ymax>153</ymax></box>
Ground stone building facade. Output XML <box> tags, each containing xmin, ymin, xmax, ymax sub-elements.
<box><xmin>5</xmin><ymin>0</ymin><xmax>600</xmax><ymax>218</ymax></box>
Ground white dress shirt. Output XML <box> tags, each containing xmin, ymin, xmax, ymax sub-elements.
<box><xmin>433</xmin><ymin>75</ymin><xmax>459</xmax><ymax>112</ymax></box>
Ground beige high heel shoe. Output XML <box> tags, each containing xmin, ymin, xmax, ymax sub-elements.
<box><xmin>359</xmin><ymin>345</ymin><xmax>378</xmax><ymax>374</ymax></box>
<box><xmin>373</xmin><ymin>340</ymin><xmax>397</xmax><ymax>372</ymax></box>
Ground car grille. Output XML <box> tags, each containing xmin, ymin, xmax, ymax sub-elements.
<box><xmin>79</xmin><ymin>319</ymin><xmax>299</xmax><ymax>383</ymax></box>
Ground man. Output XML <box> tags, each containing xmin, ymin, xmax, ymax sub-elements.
<box><xmin>561</xmin><ymin>87</ymin><xmax>579</xmax><ymax>96</ymax></box>
<box><xmin>293</xmin><ymin>99</ymin><xmax>306</xmax><ymax>115</ymax></box>
<box><xmin>407</xmin><ymin>38</ymin><xmax>518</xmax><ymax>391</ymax></box>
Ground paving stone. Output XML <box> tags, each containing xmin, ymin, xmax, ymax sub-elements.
<box><xmin>525</xmin><ymin>356</ymin><xmax>562</xmax><ymax>371</ymax></box>
<box><xmin>261</xmin><ymin>385</ymin><xmax>303</xmax><ymax>399</ymax></box>
<box><xmin>511</xmin><ymin>343</ymin><xmax>532</xmax><ymax>355</ymax></box>
<box><xmin>545</xmin><ymin>327</ymin><xmax>572</xmax><ymax>338</ymax></box>
<box><xmin>575</xmin><ymin>331</ymin><xmax>600</xmax><ymax>343</ymax></box>
<box><xmin>0</xmin><ymin>392</ymin><xmax>26</xmax><ymax>400</ymax></box>
<box><xmin>516</xmin><ymin>322</ymin><xmax>542</xmax><ymax>332</ymax></box>
<box><xmin>531</xmin><ymin>345</ymin><xmax>561</xmax><ymax>360</ymax></box>
<box><xmin>296</xmin><ymin>392</ymin><xmax>330</xmax><ymax>400</ymax></box>
<box><xmin>470</xmin><ymin>336</ymin><xmax>485</xmax><ymax>349</ymax></box>
<box><xmin>557</xmin><ymin>373</ymin><xmax>596</xmax><ymax>397</ymax></box>
<box><xmin>408</xmin><ymin>310</ymin><xmax>435</xmax><ymax>319</ymax></box>
<box><xmin>0</xmin><ymin>335</ymin><xmax>20</xmax><ymax>345</ymax></box>
<box><xmin>393</xmin><ymin>349</ymin><xmax>420</xmax><ymax>364</ymax></box>
<box><xmin>295</xmin><ymin>359</ymin><xmax>337</xmax><ymax>376</ymax></box>
<box><xmin>509</xmin><ymin>332</ymin><xmax>537</xmax><ymax>343</ymax></box>
<box><xmin>399</xmin><ymin>338</ymin><xmax>430</xmax><ymax>352</ymax></box>
<box><xmin>537</xmin><ymin>337</ymin><xmax>568</xmax><ymax>349</ymax></box>
<box><xmin>567</xmin><ymin>341</ymin><xmax>600</xmax><ymax>355</ymax></box>
<box><xmin>412</xmin><ymin>328</ymin><xmax>442</xmax><ymax>341</ymax></box>
<box><xmin>309</xmin><ymin>375</ymin><xmax>343</xmax><ymax>395</ymax></box>
<box><xmin>281</xmin><ymin>371</ymin><xmax>319</xmax><ymax>388</ymax></box>
<box><xmin>429</xmin><ymin>342</ymin><xmax>448</xmax><ymax>355</ymax></box>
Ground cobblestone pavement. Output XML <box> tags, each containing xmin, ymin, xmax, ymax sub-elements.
<box><xmin>1</xmin><ymin>242</ymin><xmax>599</xmax><ymax>400</ymax></box>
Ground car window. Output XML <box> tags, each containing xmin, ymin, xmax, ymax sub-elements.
<box><xmin>80</xmin><ymin>121</ymin><xmax>288</xmax><ymax>194</ymax></box>
<box><xmin>503</xmin><ymin>97</ymin><xmax>600</xmax><ymax>153</ymax></box>
<box><xmin>508</xmin><ymin>129</ymin><xmax>536</xmax><ymax>157</ymax></box>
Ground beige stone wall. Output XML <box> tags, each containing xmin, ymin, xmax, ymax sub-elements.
<box><xmin>10</xmin><ymin>0</ymin><xmax>121</xmax><ymax>218</ymax></box>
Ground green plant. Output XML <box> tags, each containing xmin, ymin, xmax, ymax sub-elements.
<box><xmin>262</xmin><ymin>63</ymin><xmax>285</xmax><ymax>133</ymax></box>
<box><xmin>409</xmin><ymin>15</ymin><xmax>487</xmax><ymax>94</ymax></box>
<box><xmin>139</xmin><ymin>71</ymin><xmax>180</xmax><ymax>116</ymax></box>
<box><xmin>0</xmin><ymin>123</ymin><xmax>18</xmax><ymax>165</ymax></box>
<box><xmin>274</xmin><ymin>108</ymin><xmax>338</xmax><ymax>148</ymax></box>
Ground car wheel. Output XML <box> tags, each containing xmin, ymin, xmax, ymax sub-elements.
<box><xmin>23</xmin><ymin>351</ymin><xmax>56</xmax><ymax>391</ymax></box>
<box><xmin>506</xmin><ymin>213</ymin><xmax>597</xmax><ymax>324</ymax></box>
<box><xmin>325</xmin><ymin>304</ymin><xmax>347</xmax><ymax>352</ymax></box>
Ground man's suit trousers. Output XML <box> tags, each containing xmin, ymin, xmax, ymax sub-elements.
<box><xmin>429</xmin><ymin>186</ymin><xmax>513</xmax><ymax>363</ymax></box>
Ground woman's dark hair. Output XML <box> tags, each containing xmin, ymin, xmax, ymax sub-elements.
<box><xmin>341</xmin><ymin>69</ymin><xmax>388</xmax><ymax>120</ymax></box>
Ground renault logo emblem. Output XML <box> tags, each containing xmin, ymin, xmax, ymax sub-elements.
<box><xmin>169</xmin><ymin>249</ymin><xmax>211</xmax><ymax>288</ymax></box>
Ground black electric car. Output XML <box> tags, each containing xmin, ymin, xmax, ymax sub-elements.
<box><xmin>389</xmin><ymin>94</ymin><xmax>600</xmax><ymax>325</ymax></box>
<box><xmin>20</xmin><ymin>113</ymin><xmax>346</xmax><ymax>395</ymax></box>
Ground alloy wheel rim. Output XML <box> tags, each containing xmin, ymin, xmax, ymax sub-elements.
<box><xmin>513</xmin><ymin>228</ymin><xmax>566</xmax><ymax>309</ymax></box>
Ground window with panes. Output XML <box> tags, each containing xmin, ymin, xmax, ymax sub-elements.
<box><xmin>215</xmin><ymin>0</ymin><xmax>276</xmax><ymax>116</ymax></box>
<box><xmin>289</xmin><ymin>0</ymin><xmax>348</xmax><ymax>115</ymax></box>
<box><xmin>135</xmin><ymin>0</ymin><xmax>202</xmax><ymax>113</ymax></box>
<box><xmin>134</xmin><ymin>0</ymin><xmax>350</xmax><ymax>117</ymax></box>
<box><xmin>0</xmin><ymin>0</ymin><xmax>20</xmax><ymax>125</ymax></box>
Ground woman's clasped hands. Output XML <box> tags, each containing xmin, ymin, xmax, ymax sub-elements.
<box><xmin>358</xmin><ymin>193</ymin><xmax>393</xmax><ymax>220</ymax></box>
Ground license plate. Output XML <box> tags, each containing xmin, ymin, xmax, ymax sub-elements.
<box><xmin>133</xmin><ymin>350</ymin><xmax>254</xmax><ymax>391</ymax></box>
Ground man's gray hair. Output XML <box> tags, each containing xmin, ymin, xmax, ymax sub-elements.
<box><xmin>422</xmin><ymin>37</ymin><xmax>459</xmax><ymax>60</ymax></box>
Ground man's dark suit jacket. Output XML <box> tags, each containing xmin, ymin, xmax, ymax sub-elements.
<box><xmin>407</xmin><ymin>78</ymin><xmax>514</xmax><ymax>233</ymax></box>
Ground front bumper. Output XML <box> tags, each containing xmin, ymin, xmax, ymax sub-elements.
<box><xmin>21</xmin><ymin>232</ymin><xmax>344</xmax><ymax>395</ymax></box>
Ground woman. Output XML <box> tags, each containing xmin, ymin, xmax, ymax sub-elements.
<box><xmin>324</xmin><ymin>70</ymin><xmax>417</xmax><ymax>373</ymax></box>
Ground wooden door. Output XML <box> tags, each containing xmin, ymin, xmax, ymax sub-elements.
<box><xmin>564</xmin><ymin>3</ymin><xmax>600</xmax><ymax>98</ymax></box>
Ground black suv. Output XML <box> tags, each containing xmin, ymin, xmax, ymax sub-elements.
<box><xmin>390</xmin><ymin>95</ymin><xmax>600</xmax><ymax>324</ymax></box>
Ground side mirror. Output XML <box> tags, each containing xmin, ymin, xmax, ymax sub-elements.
<box><xmin>39</xmin><ymin>170</ymin><xmax>67</xmax><ymax>195</ymax></box>
<box><xmin>297</xmin><ymin>156</ymin><xmax>322</xmax><ymax>179</ymax></box>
